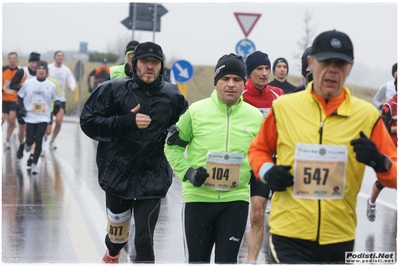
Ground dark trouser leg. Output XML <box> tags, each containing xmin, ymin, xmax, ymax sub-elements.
<box><xmin>32</xmin><ymin>122</ymin><xmax>47</xmax><ymax>164</ymax></box>
<box><xmin>133</xmin><ymin>199</ymin><xmax>161</xmax><ymax>263</ymax></box>
<box><xmin>214</xmin><ymin>201</ymin><xmax>248</xmax><ymax>264</ymax></box>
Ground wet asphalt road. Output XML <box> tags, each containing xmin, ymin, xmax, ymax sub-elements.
<box><xmin>2</xmin><ymin>116</ymin><xmax>397</xmax><ymax>264</ymax></box>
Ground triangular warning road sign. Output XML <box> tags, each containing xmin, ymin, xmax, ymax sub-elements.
<box><xmin>234</xmin><ymin>12</ymin><xmax>261</xmax><ymax>38</ymax></box>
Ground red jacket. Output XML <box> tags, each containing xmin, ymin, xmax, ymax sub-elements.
<box><xmin>242</xmin><ymin>78</ymin><xmax>284</xmax><ymax>118</ymax></box>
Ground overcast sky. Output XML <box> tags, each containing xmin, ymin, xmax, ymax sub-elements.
<box><xmin>2</xmin><ymin>0</ymin><xmax>397</xmax><ymax>85</ymax></box>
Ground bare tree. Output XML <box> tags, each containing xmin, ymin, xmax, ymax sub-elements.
<box><xmin>293</xmin><ymin>9</ymin><xmax>317</xmax><ymax>61</ymax></box>
<box><xmin>299</xmin><ymin>10</ymin><xmax>316</xmax><ymax>51</ymax></box>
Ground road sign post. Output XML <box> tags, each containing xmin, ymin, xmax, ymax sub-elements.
<box><xmin>74</xmin><ymin>60</ymin><xmax>84</xmax><ymax>116</ymax></box>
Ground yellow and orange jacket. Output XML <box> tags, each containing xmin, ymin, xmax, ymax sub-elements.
<box><xmin>248</xmin><ymin>82</ymin><xmax>397</xmax><ymax>245</ymax></box>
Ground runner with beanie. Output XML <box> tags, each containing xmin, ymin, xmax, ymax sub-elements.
<box><xmin>242</xmin><ymin>50</ymin><xmax>283</xmax><ymax>264</ymax></box>
<box><xmin>269</xmin><ymin>57</ymin><xmax>297</xmax><ymax>93</ymax></box>
<box><xmin>165</xmin><ymin>53</ymin><xmax>263</xmax><ymax>264</ymax></box>
<box><xmin>17</xmin><ymin>61</ymin><xmax>61</xmax><ymax>175</ymax></box>
<box><xmin>110</xmin><ymin>40</ymin><xmax>139</xmax><ymax>79</ymax></box>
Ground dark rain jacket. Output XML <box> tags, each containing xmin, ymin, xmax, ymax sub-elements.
<box><xmin>80</xmin><ymin>76</ymin><xmax>188</xmax><ymax>200</ymax></box>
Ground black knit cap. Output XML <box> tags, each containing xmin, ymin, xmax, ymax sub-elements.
<box><xmin>272</xmin><ymin>57</ymin><xmax>289</xmax><ymax>74</ymax></box>
<box><xmin>214</xmin><ymin>53</ymin><xmax>246</xmax><ymax>85</ymax></box>
<box><xmin>245</xmin><ymin>51</ymin><xmax>271</xmax><ymax>77</ymax></box>
<box><xmin>28</xmin><ymin>52</ymin><xmax>40</xmax><ymax>62</ymax></box>
<box><xmin>36</xmin><ymin>60</ymin><xmax>48</xmax><ymax>70</ymax></box>
<box><xmin>392</xmin><ymin>63</ymin><xmax>397</xmax><ymax>77</ymax></box>
<box><xmin>310</xmin><ymin>29</ymin><xmax>354</xmax><ymax>63</ymax></box>
<box><xmin>125</xmin><ymin>40</ymin><xmax>139</xmax><ymax>55</ymax></box>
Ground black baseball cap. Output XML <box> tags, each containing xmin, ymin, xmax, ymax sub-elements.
<box><xmin>310</xmin><ymin>30</ymin><xmax>354</xmax><ymax>63</ymax></box>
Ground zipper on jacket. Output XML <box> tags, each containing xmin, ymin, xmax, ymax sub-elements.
<box><xmin>318</xmin><ymin>121</ymin><xmax>324</xmax><ymax>142</ymax></box>
<box><xmin>133</xmin><ymin>90</ymin><xmax>149</xmax><ymax>198</ymax></box>
<box><xmin>225</xmin><ymin>106</ymin><xmax>230</xmax><ymax>152</ymax></box>
<box><xmin>316</xmin><ymin>106</ymin><xmax>324</xmax><ymax>242</ymax></box>
<box><xmin>218</xmin><ymin>106</ymin><xmax>231</xmax><ymax>200</ymax></box>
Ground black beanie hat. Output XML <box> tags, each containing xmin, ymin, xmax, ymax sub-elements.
<box><xmin>301</xmin><ymin>46</ymin><xmax>312</xmax><ymax>77</ymax></box>
<box><xmin>36</xmin><ymin>60</ymin><xmax>48</xmax><ymax>70</ymax></box>
<box><xmin>28</xmin><ymin>52</ymin><xmax>40</xmax><ymax>62</ymax></box>
<box><xmin>245</xmin><ymin>51</ymin><xmax>271</xmax><ymax>77</ymax></box>
<box><xmin>392</xmin><ymin>63</ymin><xmax>397</xmax><ymax>77</ymax></box>
<box><xmin>272</xmin><ymin>57</ymin><xmax>289</xmax><ymax>74</ymax></box>
<box><xmin>125</xmin><ymin>40</ymin><xmax>139</xmax><ymax>55</ymax></box>
<box><xmin>214</xmin><ymin>53</ymin><xmax>246</xmax><ymax>85</ymax></box>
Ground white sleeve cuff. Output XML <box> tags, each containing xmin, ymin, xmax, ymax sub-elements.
<box><xmin>259</xmin><ymin>162</ymin><xmax>274</xmax><ymax>184</ymax></box>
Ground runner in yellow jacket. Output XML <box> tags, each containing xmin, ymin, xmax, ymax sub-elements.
<box><xmin>248</xmin><ymin>30</ymin><xmax>397</xmax><ymax>264</ymax></box>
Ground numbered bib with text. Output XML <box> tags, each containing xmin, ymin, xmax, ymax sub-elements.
<box><xmin>293</xmin><ymin>144</ymin><xmax>347</xmax><ymax>199</ymax></box>
<box><xmin>204</xmin><ymin>151</ymin><xmax>243</xmax><ymax>190</ymax></box>
<box><xmin>32</xmin><ymin>101</ymin><xmax>46</xmax><ymax>113</ymax></box>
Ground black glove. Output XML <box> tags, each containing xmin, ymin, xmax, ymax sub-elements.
<box><xmin>53</xmin><ymin>100</ymin><xmax>61</xmax><ymax>115</ymax></box>
<box><xmin>264</xmin><ymin>165</ymin><xmax>294</xmax><ymax>191</ymax></box>
<box><xmin>350</xmin><ymin>131</ymin><xmax>390</xmax><ymax>172</ymax></box>
<box><xmin>88</xmin><ymin>86</ymin><xmax>94</xmax><ymax>93</ymax></box>
<box><xmin>18</xmin><ymin>106</ymin><xmax>26</xmax><ymax>117</ymax></box>
<box><xmin>185</xmin><ymin>167</ymin><xmax>209</xmax><ymax>187</ymax></box>
<box><xmin>118</xmin><ymin>112</ymin><xmax>138</xmax><ymax>131</ymax></box>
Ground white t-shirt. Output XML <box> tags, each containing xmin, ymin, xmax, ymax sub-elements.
<box><xmin>48</xmin><ymin>63</ymin><xmax>76</xmax><ymax>101</ymax></box>
<box><xmin>18</xmin><ymin>78</ymin><xmax>62</xmax><ymax>124</ymax></box>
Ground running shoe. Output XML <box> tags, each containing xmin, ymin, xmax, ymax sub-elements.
<box><xmin>4</xmin><ymin>140</ymin><xmax>11</xmax><ymax>150</ymax></box>
<box><xmin>366</xmin><ymin>198</ymin><xmax>376</xmax><ymax>222</ymax></box>
<box><xmin>49</xmin><ymin>141</ymin><xmax>57</xmax><ymax>150</ymax></box>
<box><xmin>102</xmin><ymin>250</ymin><xmax>120</xmax><ymax>264</ymax></box>
<box><xmin>31</xmin><ymin>163</ymin><xmax>38</xmax><ymax>175</ymax></box>
<box><xmin>27</xmin><ymin>155</ymin><xmax>34</xmax><ymax>168</ymax></box>
<box><xmin>24</xmin><ymin>143</ymin><xmax>32</xmax><ymax>152</ymax></box>
<box><xmin>17</xmin><ymin>143</ymin><xmax>24</xmax><ymax>159</ymax></box>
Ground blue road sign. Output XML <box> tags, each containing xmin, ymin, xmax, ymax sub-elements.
<box><xmin>235</xmin><ymin>39</ymin><xmax>256</xmax><ymax>59</ymax></box>
<box><xmin>80</xmin><ymin>42</ymin><xmax>88</xmax><ymax>52</ymax></box>
<box><xmin>171</xmin><ymin>60</ymin><xmax>194</xmax><ymax>83</ymax></box>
